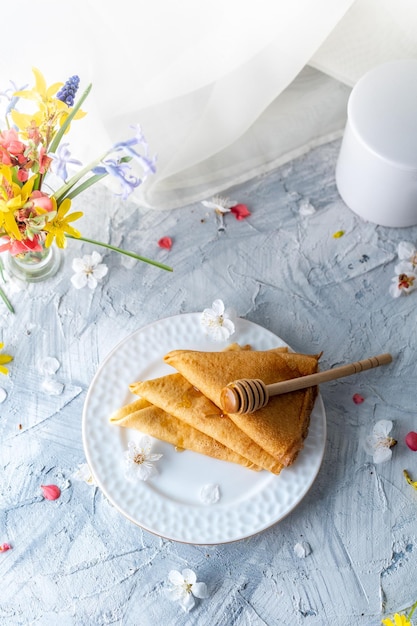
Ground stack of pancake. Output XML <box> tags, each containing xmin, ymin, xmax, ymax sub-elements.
<box><xmin>109</xmin><ymin>344</ymin><xmax>320</xmax><ymax>474</ymax></box>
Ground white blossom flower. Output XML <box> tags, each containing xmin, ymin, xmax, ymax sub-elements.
<box><xmin>201</xmin><ymin>195</ymin><xmax>237</xmax><ymax>214</ymax></box>
<box><xmin>73</xmin><ymin>463</ymin><xmax>96</xmax><ymax>485</ymax></box>
<box><xmin>71</xmin><ymin>251</ymin><xmax>108</xmax><ymax>290</ymax></box>
<box><xmin>124</xmin><ymin>437</ymin><xmax>162</xmax><ymax>482</ymax></box>
<box><xmin>200</xmin><ymin>299</ymin><xmax>235</xmax><ymax>342</ymax></box>
<box><xmin>201</xmin><ymin>196</ymin><xmax>238</xmax><ymax>231</ymax></box>
<box><xmin>396</xmin><ymin>241</ymin><xmax>417</xmax><ymax>271</ymax></box>
<box><xmin>167</xmin><ymin>568</ymin><xmax>209</xmax><ymax>612</ymax></box>
<box><xmin>364</xmin><ymin>419</ymin><xmax>396</xmax><ymax>463</ymax></box>
<box><xmin>389</xmin><ymin>265</ymin><xmax>417</xmax><ymax>298</ymax></box>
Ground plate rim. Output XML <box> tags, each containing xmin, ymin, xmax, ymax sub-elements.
<box><xmin>82</xmin><ymin>312</ymin><xmax>327</xmax><ymax>544</ymax></box>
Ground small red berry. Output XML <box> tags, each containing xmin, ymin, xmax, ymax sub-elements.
<box><xmin>405</xmin><ymin>431</ymin><xmax>417</xmax><ymax>451</ymax></box>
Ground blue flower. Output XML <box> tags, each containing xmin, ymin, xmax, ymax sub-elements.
<box><xmin>112</xmin><ymin>124</ymin><xmax>157</xmax><ymax>176</ymax></box>
<box><xmin>50</xmin><ymin>143</ymin><xmax>82</xmax><ymax>180</ymax></box>
<box><xmin>0</xmin><ymin>80</ymin><xmax>28</xmax><ymax>115</ymax></box>
<box><xmin>56</xmin><ymin>75</ymin><xmax>80</xmax><ymax>107</ymax></box>
<box><xmin>92</xmin><ymin>159</ymin><xmax>141</xmax><ymax>200</ymax></box>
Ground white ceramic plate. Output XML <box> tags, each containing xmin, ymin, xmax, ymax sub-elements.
<box><xmin>82</xmin><ymin>313</ymin><xmax>326</xmax><ymax>544</ymax></box>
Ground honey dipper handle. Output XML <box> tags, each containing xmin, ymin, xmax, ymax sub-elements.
<box><xmin>266</xmin><ymin>353</ymin><xmax>393</xmax><ymax>396</ymax></box>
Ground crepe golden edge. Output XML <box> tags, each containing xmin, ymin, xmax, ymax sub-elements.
<box><xmin>129</xmin><ymin>373</ymin><xmax>283</xmax><ymax>474</ymax></box>
<box><xmin>162</xmin><ymin>348</ymin><xmax>320</xmax><ymax>466</ymax></box>
<box><xmin>109</xmin><ymin>397</ymin><xmax>261</xmax><ymax>470</ymax></box>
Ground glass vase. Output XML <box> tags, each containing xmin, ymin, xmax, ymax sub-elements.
<box><xmin>4</xmin><ymin>245</ymin><xmax>62</xmax><ymax>283</ymax></box>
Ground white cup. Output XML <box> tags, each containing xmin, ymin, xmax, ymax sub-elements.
<box><xmin>336</xmin><ymin>59</ymin><xmax>417</xmax><ymax>228</ymax></box>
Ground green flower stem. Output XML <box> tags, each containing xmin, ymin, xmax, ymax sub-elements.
<box><xmin>54</xmin><ymin>155</ymin><xmax>132</xmax><ymax>203</ymax></box>
<box><xmin>0</xmin><ymin>259</ymin><xmax>14</xmax><ymax>313</ymax></box>
<box><xmin>66</xmin><ymin>235</ymin><xmax>173</xmax><ymax>272</ymax></box>
<box><xmin>49</xmin><ymin>84</ymin><xmax>93</xmax><ymax>155</ymax></box>
<box><xmin>0</xmin><ymin>285</ymin><xmax>14</xmax><ymax>313</ymax></box>
<box><xmin>408</xmin><ymin>600</ymin><xmax>417</xmax><ymax>619</ymax></box>
<box><xmin>64</xmin><ymin>173</ymin><xmax>108</xmax><ymax>200</ymax></box>
<box><xmin>53</xmin><ymin>153</ymin><xmax>109</xmax><ymax>204</ymax></box>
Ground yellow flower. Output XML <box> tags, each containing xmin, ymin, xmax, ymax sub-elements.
<box><xmin>44</xmin><ymin>197</ymin><xmax>83</xmax><ymax>248</ymax></box>
<box><xmin>0</xmin><ymin>343</ymin><xmax>13</xmax><ymax>376</ymax></box>
<box><xmin>0</xmin><ymin>169</ymin><xmax>36</xmax><ymax>239</ymax></box>
<box><xmin>382</xmin><ymin>613</ymin><xmax>412</xmax><ymax>626</ymax></box>
<box><xmin>11</xmin><ymin>68</ymin><xmax>85</xmax><ymax>145</ymax></box>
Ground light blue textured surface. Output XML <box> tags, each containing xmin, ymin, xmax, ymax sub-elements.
<box><xmin>1</xmin><ymin>139</ymin><xmax>417</xmax><ymax>625</ymax></box>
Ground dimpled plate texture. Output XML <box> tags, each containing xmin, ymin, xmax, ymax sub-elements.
<box><xmin>82</xmin><ymin>313</ymin><xmax>326</xmax><ymax>544</ymax></box>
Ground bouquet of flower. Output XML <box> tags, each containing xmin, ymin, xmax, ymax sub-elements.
<box><xmin>0</xmin><ymin>68</ymin><xmax>171</xmax><ymax>309</ymax></box>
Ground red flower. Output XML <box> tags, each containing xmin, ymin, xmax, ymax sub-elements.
<box><xmin>0</xmin><ymin>235</ymin><xmax>44</xmax><ymax>256</ymax></box>
<box><xmin>231</xmin><ymin>204</ymin><xmax>251</xmax><ymax>220</ymax></box>
<box><xmin>30</xmin><ymin>190</ymin><xmax>54</xmax><ymax>212</ymax></box>
<box><xmin>158</xmin><ymin>237</ymin><xmax>173</xmax><ymax>250</ymax></box>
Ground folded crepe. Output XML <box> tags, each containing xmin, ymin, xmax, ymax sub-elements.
<box><xmin>129</xmin><ymin>373</ymin><xmax>283</xmax><ymax>474</ymax></box>
<box><xmin>110</xmin><ymin>397</ymin><xmax>260</xmax><ymax>470</ymax></box>
<box><xmin>163</xmin><ymin>349</ymin><xmax>320</xmax><ymax>466</ymax></box>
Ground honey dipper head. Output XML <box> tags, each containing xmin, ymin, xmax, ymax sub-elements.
<box><xmin>220</xmin><ymin>379</ymin><xmax>269</xmax><ymax>414</ymax></box>
<box><xmin>220</xmin><ymin>385</ymin><xmax>241</xmax><ymax>413</ymax></box>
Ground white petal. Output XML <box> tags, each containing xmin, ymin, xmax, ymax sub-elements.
<box><xmin>147</xmin><ymin>453</ymin><xmax>163</xmax><ymax>462</ymax></box>
<box><xmin>201</xmin><ymin>200</ymin><xmax>217</xmax><ymax>210</ymax></box>
<box><xmin>86</xmin><ymin>275</ymin><xmax>98</xmax><ymax>290</ymax></box>
<box><xmin>212</xmin><ymin>324</ymin><xmax>234</xmax><ymax>342</ymax></box>
<box><xmin>373</xmin><ymin>420</ymin><xmax>393</xmax><ymax>438</ymax></box>
<box><xmin>38</xmin><ymin>356</ymin><xmax>60</xmax><ymax>375</ymax></box>
<box><xmin>182</xmin><ymin>569</ymin><xmax>197</xmax><ymax>585</ymax></box>
<box><xmin>191</xmin><ymin>582</ymin><xmax>208</xmax><ymax>599</ymax></box>
<box><xmin>398</xmin><ymin>241</ymin><xmax>416</xmax><ymax>260</ymax></box>
<box><xmin>90</xmin><ymin>251</ymin><xmax>103</xmax><ymax>265</ymax></box>
<box><xmin>71</xmin><ymin>272</ymin><xmax>88</xmax><ymax>289</ymax></box>
<box><xmin>92</xmin><ymin>264</ymin><xmax>108</xmax><ymax>279</ymax></box>
<box><xmin>200</xmin><ymin>310</ymin><xmax>217</xmax><ymax>327</ymax></box>
<box><xmin>41</xmin><ymin>378</ymin><xmax>64</xmax><ymax>396</ymax></box>
<box><xmin>180</xmin><ymin>593</ymin><xmax>195</xmax><ymax>613</ymax></box>
<box><xmin>222</xmin><ymin>318</ymin><xmax>235</xmax><ymax>334</ymax></box>
<box><xmin>166</xmin><ymin>586</ymin><xmax>184</xmax><ymax>601</ymax></box>
<box><xmin>136</xmin><ymin>462</ymin><xmax>157</xmax><ymax>481</ymax></box>
<box><xmin>373</xmin><ymin>446</ymin><xmax>392</xmax><ymax>464</ymax></box>
<box><xmin>388</xmin><ymin>283</ymin><xmax>401</xmax><ymax>298</ymax></box>
<box><xmin>72</xmin><ymin>257</ymin><xmax>86</xmax><ymax>272</ymax></box>
<box><xmin>211</xmin><ymin>299</ymin><xmax>225</xmax><ymax>315</ymax></box>
<box><xmin>199</xmin><ymin>483</ymin><xmax>220</xmax><ymax>504</ymax></box>
<box><xmin>168</xmin><ymin>570</ymin><xmax>184</xmax><ymax>586</ymax></box>
<box><xmin>394</xmin><ymin>261</ymin><xmax>414</xmax><ymax>274</ymax></box>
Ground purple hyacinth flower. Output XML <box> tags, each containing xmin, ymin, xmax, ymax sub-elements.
<box><xmin>56</xmin><ymin>75</ymin><xmax>80</xmax><ymax>107</ymax></box>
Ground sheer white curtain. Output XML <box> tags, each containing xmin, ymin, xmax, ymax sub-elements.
<box><xmin>1</xmin><ymin>0</ymin><xmax>417</xmax><ymax>208</ymax></box>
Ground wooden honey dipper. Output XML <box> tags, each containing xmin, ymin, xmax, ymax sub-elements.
<box><xmin>220</xmin><ymin>353</ymin><xmax>392</xmax><ymax>415</ymax></box>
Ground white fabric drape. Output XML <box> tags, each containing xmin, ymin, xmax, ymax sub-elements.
<box><xmin>2</xmin><ymin>0</ymin><xmax>417</xmax><ymax>208</ymax></box>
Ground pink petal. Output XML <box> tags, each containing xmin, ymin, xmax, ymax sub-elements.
<box><xmin>158</xmin><ymin>237</ymin><xmax>173</xmax><ymax>250</ymax></box>
<box><xmin>0</xmin><ymin>543</ymin><xmax>11</xmax><ymax>552</ymax></box>
<box><xmin>41</xmin><ymin>484</ymin><xmax>61</xmax><ymax>500</ymax></box>
<box><xmin>353</xmin><ymin>393</ymin><xmax>365</xmax><ymax>405</ymax></box>
<box><xmin>231</xmin><ymin>204</ymin><xmax>251</xmax><ymax>220</ymax></box>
